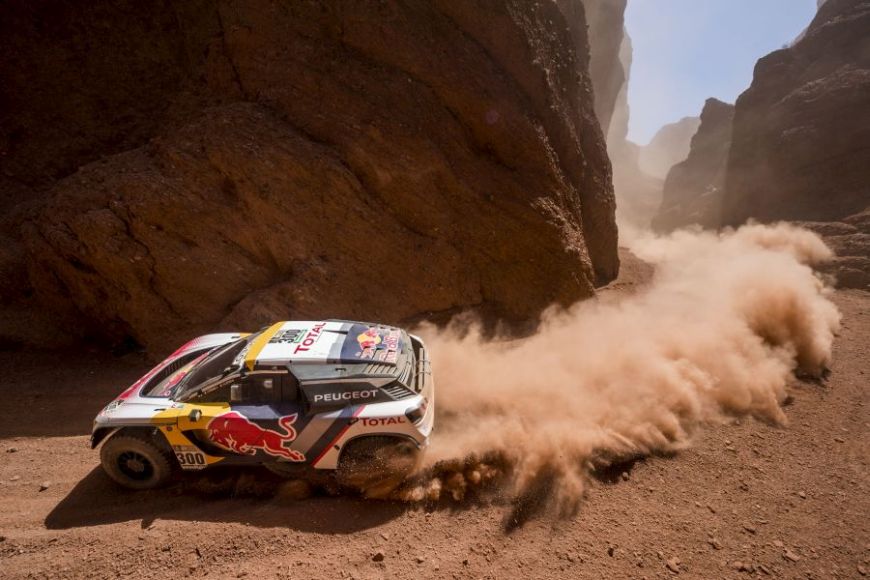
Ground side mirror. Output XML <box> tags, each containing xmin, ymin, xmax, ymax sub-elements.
<box><xmin>188</xmin><ymin>408</ymin><xmax>202</xmax><ymax>422</ymax></box>
<box><xmin>230</xmin><ymin>383</ymin><xmax>242</xmax><ymax>402</ymax></box>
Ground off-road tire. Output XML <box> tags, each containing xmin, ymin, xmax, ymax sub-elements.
<box><xmin>100</xmin><ymin>433</ymin><xmax>175</xmax><ymax>490</ymax></box>
<box><xmin>336</xmin><ymin>436</ymin><xmax>419</xmax><ymax>499</ymax></box>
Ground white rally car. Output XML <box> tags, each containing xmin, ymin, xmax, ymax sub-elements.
<box><xmin>91</xmin><ymin>320</ymin><xmax>434</xmax><ymax>496</ymax></box>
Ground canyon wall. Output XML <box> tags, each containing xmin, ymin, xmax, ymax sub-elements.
<box><xmin>645</xmin><ymin>0</ymin><xmax>867</xmax><ymax>288</ymax></box>
<box><xmin>723</xmin><ymin>0</ymin><xmax>869</xmax><ymax>226</ymax></box>
<box><xmin>637</xmin><ymin>116</ymin><xmax>700</xmax><ymax>180</ymax></box>
<box><xmin>723</xmin><ymin>0</ymin><xmax>869</xmax><ymax>289</ymax></box>
<box><xmin>579</xmin><ymin>0</ymin><xmax>629</xmax><ymax>139</ymax></box>
<box><xmin>653</xmin><ymin>99</ymin><xmax>734</xmax><ymax>232</ymax></box>
<box><xmin>604</xmin><ymin>28</ymin><xmax>666</xmax><ymax>230</ymax></box>
<box><xmin>1</xmin><ymin>0</ymin><xmax>621</xmax><ymax>352</ymax></box>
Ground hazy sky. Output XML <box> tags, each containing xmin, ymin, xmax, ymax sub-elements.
<box><xmin>625</xmin><ymin>0</ymin><xmax>817</xmax><ymax>145</ymax></box>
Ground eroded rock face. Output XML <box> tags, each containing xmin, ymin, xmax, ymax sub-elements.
<box><xmin>797</xmin><ymin>209</ymin><xmax>870</xmax><ymax>290</ymax></box>
<box><xmin>722</xmin><ymin>0</ymin><xmax>870</xmax><ymax>226</ymax></box>
<box><xmin>653</xmin><ymin>99</ymin><xmax>734</xmax><ymax>232</ymax></box>
<box><xmin>604</xmin><ymin>29</ymin><xmax>666</xmax><ymax>231</ymax></box>
<box><xmin>610</xmin><ymin>140</ymin><xmax>663</xmax><ymax>231</ymax></box>
<box><xmin>579</xmin><ymin>0</ymin><xmax>629</xmax><ymax>139</ymax></box>
<box><xmin>606</xmin><ymin>30</ymin><xmax>632</xmax><ymax>151</ymax></box>
<box><xmin>638</xmin><ymin>117</ymin><xmax>701</xmax><ymax>180</ymax></box>
<box><xmin>8</xmin><ymin>1</ymin><xmax>620</xmax><ymax>352</ymax></box>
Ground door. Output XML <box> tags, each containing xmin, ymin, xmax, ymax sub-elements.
<box><xmin>200</xmin><ymin>373</ymin><xmax>310</xmax><ymax>462</ymax></box>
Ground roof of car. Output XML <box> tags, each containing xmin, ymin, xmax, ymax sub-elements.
<box><xmin>235</xmin><ymin>320</ymin><xmax>407</xmax><ymax>371</ymax></box>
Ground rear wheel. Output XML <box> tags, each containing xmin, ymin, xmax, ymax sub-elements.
<box><xmin>336</xmin><ymin>436</ymin><xmax>419</xmax><ymax>499</ymax></box>
<box><xmin>100</xmin><ymin>433</ymin><xmax>174</xmax><ymax>490</ymax></box>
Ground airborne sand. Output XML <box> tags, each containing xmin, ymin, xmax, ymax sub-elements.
<box><xmin>403</xmin><ymin>223</ymin><xmax>841</xmax><ymax>512</ymax></box>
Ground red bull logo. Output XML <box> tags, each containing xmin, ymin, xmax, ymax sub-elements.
<box><xmin>357</xmin><ymin>327</ymin><xmax>382</xmax><ymax>349</ymax></box>
<box><xmin>206</xmin><ymin>411</ymin><xmax>305</xmax><ymax>461</ymax></box>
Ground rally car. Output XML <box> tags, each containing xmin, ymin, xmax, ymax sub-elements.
<box><xmin>91</xmin><ymin>320</ymin><xmax>434</xmax><ymax>495</ymax></box>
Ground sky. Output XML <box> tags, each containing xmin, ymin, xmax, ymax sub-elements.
<box><xmin>625</xmin><ymin>0</ymin><xmax>818</xmax><ymax>145</ymax></box>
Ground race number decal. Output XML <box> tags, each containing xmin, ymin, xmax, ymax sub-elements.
<box><xmin>173</xmin><ymin>445</ymin><xmax>207</xmax><ymax>470</ymax></box>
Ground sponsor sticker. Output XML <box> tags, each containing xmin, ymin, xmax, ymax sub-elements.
<box><xmin>293</xmin><ymin>322</ymin><xmax>326</xmax><ymax>354</ymax></box>
<box><xmin>312</xmin><ymin>389</ymin><xmax>378</xmax><ymax>403</ymax></box>
<box><xmin>357</xmin><ymin>328</ymin><xmax>382</xmax><ymax>349</ymax></box>
<box><xmin>359</xmin><ymin>417</ymin><xmax>407</xmax><ymax>427</ymax></box>
<box><xmin>206</xmin><ymin>411</ymin><xmax>305</xmax><ymax>461</ymax></box>
<box><xmin>341</xmin><ymin>325</ymin><xmax>403</xmax><ymax>363</ymax></box>
<box><xmin>270</xmin><ymin>328</ymin><xmax>305</xmax><ymax>344</ymax></box>
<box><xmin>173</xmin><ymin>445</ymin><xmax>208</xmax><ymax>470</ymax></box>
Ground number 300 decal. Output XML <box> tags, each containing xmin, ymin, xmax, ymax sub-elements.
<box><xmin>173</xmin><ymin>446</ymin><xmax>207</xmax><ymax>470</ymax></box>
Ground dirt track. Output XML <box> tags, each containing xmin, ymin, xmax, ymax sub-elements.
<box><xmin>0</xmin><ymin>267</ymin><xmax>867</xmax><ymax>579</ymax></box>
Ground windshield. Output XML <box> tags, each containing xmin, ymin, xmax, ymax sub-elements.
<box><xmin>144</xmin><ymin>353</ymin><xmax>207</xmax><ymax>398</ymax></box>
<box><xmin>170</xmin><ymin>332</ymin><xmax>259</xmax><ymax>400</ymax></box>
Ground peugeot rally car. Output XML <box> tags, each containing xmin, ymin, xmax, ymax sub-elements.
<box><xmin>91</xmin><ymin>320</ymin><xmax>434</xmax><ymax>494</ymax></box>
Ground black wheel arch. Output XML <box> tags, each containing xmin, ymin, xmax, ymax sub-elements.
<box><xmin>337</xmin><ymin>433</ymin><xmax>421</xmax><ymax>464</ymax></box>
<box><xmin>90</xmin><ymin>427</ymin><xmax>116</xmax><ymax>449</ymax></box>
<box><xmin>93</xmin><ymin>425</ymin><xmax>173</xmax><ymax>452</ymax></box>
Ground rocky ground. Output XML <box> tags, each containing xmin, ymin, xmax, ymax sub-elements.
<box><xmin>0</xmin><ymin>253</ymin><xmax>867</xmax><ymax>579</ymax></box>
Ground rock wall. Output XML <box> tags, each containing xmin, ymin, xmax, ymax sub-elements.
<box><xmin>721</xmin><ymin>0</ymin><xmax>869</xmax><ymax>290</ymax></box>
<box><xmin>637</xmin><ymin>117</ymin><xmax>701</xmax><ymax>180</ymax></box>
<box><xmin>653</xmin><ymin>99</ymin><xmax>734</xmax><ymax>232</ymax></box>
<box><xmin>578</xmin><ymin>0</ymin><xmax>629</xmax><ymax>139</ymax></box>
<box><xmin>604</xmin><ymin>29</ymin><xmax>666</xmax><ymax>231</ymax></box>
<box><xmin>797</xmin><ymin>211</ymin><xmax>870</xmax><ymax>290</ymax></box>
<box><xmin>723</xmin><ymin>0</ymin><xmax>870</xmax><ymax>226</ymax></box>
<box><xmin>607</xmin><ymin>28</ymin><xmax>634</xmax><ymax>151</ymax></box>
<box><xmin>606</xmin><ymin>30</ymin><xmax>632</xmax><ymax>151</ymax></box>
<box><xmin>2</xmin><ymin>0</ymin><xmax>620</xmax><ymax>352</ymax></box>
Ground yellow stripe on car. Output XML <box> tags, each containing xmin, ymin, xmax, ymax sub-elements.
<box><xmin>152</xmin><ymin>402</ymin><xmax>230</xmax><ymax>467</ymax></box>
<box><xmin>244</xmin><ymin>321</ymin><xmax>285</xmax><ymax>371</ymax></box>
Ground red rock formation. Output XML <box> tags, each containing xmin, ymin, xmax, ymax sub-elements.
<box><xmin>2</xmin><ymin>1</ymin><xmax>620</xmax><ymax>352</ymax></box>
<box><xmin>720</xmin><ymin>0</ymin><xmax>869</xmax><ymax>289</ymax></box>
<box><xmin>797</xmin><ymin>210</ymin><xmax>870</xmax><ymax>290</ymax></box>
<box><xmin>578</xmin><ymin>0</ymin><xmax>629</xmax><ymax>139</ymax></box>
<box><xmin>604</xmin><ymin>29</ymin><xmax>668</xmax><ymax>231</ymax></box>
<box><xmin>638</xmin><ymin>117</ymin><xmax>701</xmax><ymax>180</ymax></box>
<box><xmin>723</xmin><ymin>0</ymin><xmax>870</xmax><ymax>225</ymax></box>
<box><xmin>653</xmin><ymin>99</ymin><xmax>734</xmax><ymax>232</ymax></box>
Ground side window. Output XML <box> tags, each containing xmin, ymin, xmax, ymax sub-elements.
<box><xmin>196</xmin><ymin>382</ymin><xmax>231</xmax><ymax>403</ymax></box>
<box><xmin>240</xmin><ymin>375</ymin><xmax>281</xmax><ymax>405</ymax></box>
<box><xmin>193</xmin><ymin>374</ymin><xmax>295</xmax><ymax>405</ymax></box>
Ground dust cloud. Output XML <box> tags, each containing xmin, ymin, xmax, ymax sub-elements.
<box><xmin>398</xmin><ymin>223</ymin><xmax>841</xmax><ymax>514</ymax></box>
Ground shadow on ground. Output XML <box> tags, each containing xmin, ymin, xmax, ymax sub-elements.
<box><xmin>45</xmin><ymin>467</ymin><xmax>406</xmax><ymax>533</ymax></box>
<box><xmin>0</xmin><ymin>348</ymin><xmax>148</xmax><ymax>438</ymax></box>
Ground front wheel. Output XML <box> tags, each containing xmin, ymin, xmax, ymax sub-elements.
<box><xmin>100</xmin><ymin>433</ymin><xmax>174</xmax><ymax>490</ymax></box>
<box><xmin>336</xmin><ymin>436</ymin><xmax>420</xmax><ymax>499</ymax></box>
